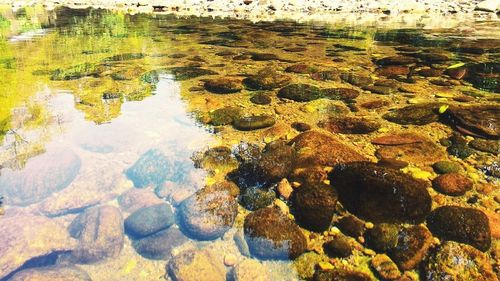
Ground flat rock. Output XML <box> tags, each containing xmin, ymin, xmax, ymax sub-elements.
<box><xmin>375</xmin><ymin>138</ymin><xmax>446</xmax><ymax>166</ymax></box>
<box><xmin>277</xmin><ymin>84</ymin><xmax>323</xmax><ymax>102</ymax></box>
<box><xmin>233</xmin><ymin>115</ymin><xmax>275</xmax><ymax>131</ymax></box>
<box><xmin>383</xmin><ymin>103</ymin><xmax>441</xmax><ymax>125</ymax></box>
<box><xmin>320</xmin><ymin>117</ymin><xmax>380</xmax><ymax>134</ymax></box>
<box><xmin>68</xmin><ymin>205</ymin><xmax>124</xmax><ymax>263</ymax></box>
<box><xmin>204</xmin><ymin>78</ymin><xmax>243</xmax><ymax>94</ymax></box>
<box><xmin>231</xmin><ymin>259</ymin><xmax>270</xmax><ymax>281</ymax></box>
<box><xmin>340</xmin><ymin>72</ymin><xmax>373</xmax><ymax>87</ymax></box>
<box><xmin>447</xmin><ymin>105</ymin><xmax>500</xmax><ymax>139</ymax></box>
<box><xmin>244</xmin><ymin>207</ymin><xmax>307</xmax><ymax>260</ymax></box>
<box><xmin>0</xmin><ymin>213</ymin><xmax>76</xmax><ymax>280</ymax></box>
<box><xmin>427</xmin><ymin>206</ymin><xmax>491</xmax><ymax>251</ymax></box>
<box><xmin>372</xmin><ymin>134</ymin><xmax>424</xmax><ymax>145</ymax></box>
<box><xmin>376</xmin><ymin>55</ymin><xmax>419</xmax><ymax>66</ymax></box>
<box><xmin>289</xmin><ymin>131</ymin><xmax>367</xmax><ymax>168</ymax></box>
<box><xmin>0</xmin><ymin>147</ymin><xmax>81</xmax><ymax>206</ymax></box>
<box><xmin>9</xmin><ymin>266</ymin><xmax>92</xmax><ymax>281</ymax></box>
<box><xmin>243</xmin><ymin>67</ymin><xmax>291</xmax><ymax>90</ymax></box>
<box><xmin>329</xmin><ymin>162</ymin><xmax>432</xmax><ymax>224</ymax></box>
<box><xmin>132</xmin><ymin>227</ymin><xmax>188</xmax><ymax>260</ymax></box>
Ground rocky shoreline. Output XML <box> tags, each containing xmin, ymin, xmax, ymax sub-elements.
<box><xmin>1</xmin><ymin>0</ymin><xmax>500</xmax><ymax>27</ymax></box>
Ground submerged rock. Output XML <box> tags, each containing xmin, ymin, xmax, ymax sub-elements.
<box><xmin>278</xmin><ymin>84</ymin><xmax>323</xmax><ymax>102</ymax></box>
<box><xmin>0</xmin><ymin>148</ymin><xmax>81</xmax><ymax>206</ymax></box>
<box><xmin>124</xmin><ymin>203</ymin><xmax>175</xmax><ymax>239</ymax></box>
<box><xmin>132</xmin><ymin>227</ymin><xmax>188</xmax><ymax>260</ymax></box>
<box><xmin>204</xmin><ymin>78</ymin><xmax>243</xmax><ymax>94</ymax></box>
<box><xmin>340</xmin><ymin>72</ymin><xmax>373</xmax><ymax>87</ymax></box>
<box><xmin>9</xmin><ymin>266</ymin><xmax>92</xmax><ymax>281</ymax></box>
<box><xmin>169</xmin><ymin>66</ymin><xmax>218</xmax><ymax>81</ymax></box>
<box><xmin>313</xmin><ymin>268</ymin><xmax>372</xmax><ymax>281</ymax></box>
<box><xmin>209</xmin><ymin>106</ymin><xmax>242</xmax><ymax>126</ymax></box>
<box><xmin>233</xmin><ymin>115</ymin><xmax>275</xmax><ymax>131</ymax></box>
<box><xmin>423</xmin><ymin>242</ymin><xmax>498</xmax><ymax>281</ymax></box>
<box><xmin>68</xmin><ymin>205</ymin><xmax>124</xmax><ymax>263</ymax></box>
<box><xmin>376</xmin><ymin>55</ymin><xmax>419</xmax><ymax>66</ymax></box>
<box><xmin>383</xmin><ymin>103</ymin><xmax>441</xmax><ymax>125</ymax></box>
<box><xmin>178</xmin><ymin>187</ymin><xmax>238</xmax><ymax>240</ymax></box>
<box><xmin>432</xmin><ymin>160</ymin><xmax>463</xmax><ymax>174</ymax></box>
<box><xmin>323</xmin><ymin>236</ymin><xmax>353</xmax><ymax>258</ymax></box>
<box><xmin>320</xmin><ymin>117</ymin><xmax>380</xmax><ymax>134</ymax></box>
<box><xmin>365</xmin><ymin>223</ymin><xmax>400</xmax><ymax>252</ymax></box>
<box><xmin>446</xmin><ymin>105</ymin><xmax>500</xmax><ymax>139</ymax></box>
<box><xmin>375</xmin><ymin>138</ymin><xmax>445</xmax><ymax>166</ymax></box>
<box><xmin>290</xmin><ymin>131</ymin><xmax>367</xmax><ymax>168</ymax></box>
<box><xmin>244</xmin><ymin>207</ymin><xmax>307</xmax><ymax>259</ymax></box>
<box><xmin>126</xmin><ymin>149</ymin><xmax>171</xmax><ymax>188</ymax></box>
<box><xmin>103</xmin><ymin>53</ymin><xmax>145</xmax><ymax>62</ymax></box>
<box><xmin>370</xmin><ymin>254</ymin><xmax>401</xmax><ymax>280</ymax></box>
<box><xmin>0</xmin><ymin>213</ymin><xmax>76</xmax><ymax>280</ymax></box>
<box><xmin>168</xmin><ymin>249</ymin><xmax>226</xmax><ymax>281</ymax></box>
<box><xmin>240</xmin><ymin>186</ymin><xmax>276</xmax><ymax>211</ymax></box>
<box><xmin>231</xmin><ymin>259</ymin><xmax>270</xmax><ymax>281</ymax></box>
<box><xmin>310</xmin><ymin>70</ymin><xmax>339</xmax><ymax>81</ymax></box>
<box><xmin>285</xmin><ymin>63</ymin><xmax>317</xmax><ymax>74</ymax></box>
<box><xmin>243</xmin><ymin>67</ymin><xmax>291</xmax><ymax>90</ymax></box>
<box><xmin>255</xmin><ymin>140</ymin><xmax>295</xmax><ymax>182</ymax></box>
<box><xmin>117</xmin><ymin>188</ymin><xmax>164</xmax><ymax>213</ymax></box>
<box><xmin>293</xmin><ymin>182</ymin><xmax>337</xmax><ymax>232</ymax></box>
<box><xmin>469</xmin><ymin>138</ymin><xmax>500</xmax><ymax>154</ymax></box>
<box><xmin>432</xmin><ymin>173</ymin><xmax>472</xmax><ymax>196</ymax></box>
<box><xmin>329</xmin><ymin>162</ymin><xmax>432</xmax><ymax>223</ymax></box>
<box><xmin>388</xmin><ymin>225</ymin><xmax>433</xmax><ymax>270</ymax></box>
<box><xmin>250</xmin><ymin>93</ymin><xmax>272</xmax><ymax>105</ymax></box>
<box><xmin>427</xmin><ymin>206</ymin><xmax>491</xmax><ymax>251</ymax></box>
<box><xmin>464</xmin><ymin>62</ymin><xmax>500</xmax><ymax>93</ymax></box>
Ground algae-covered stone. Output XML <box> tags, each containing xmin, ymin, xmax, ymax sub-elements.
<box><xmin>293</xmin><ymin>182</ymin><xmax>337</xmax><ymax>232</ymax></box>
<box><xmin>233</xmin><ymin>115</ymin><xmax>275</xmax><ymax>131</ymax></box>
<box><xmin>178</xmin><ymin>186</ymin><xmax>238</xmax><ymax>240</ymax></box>
<box><xmin>278</xmin><ymin>84</ymin><xmax>324</xmax><ymax>102</ymax></box>
<box><xmin>340</xmin><ymin>72</ymin><xmax>373</xmax><ymax>87</ymax></box>
<box><xmin>388</xmin><ymin>225</ymin><xmax>433</xmax><ymax>270</ymax></box>
<box><xmin>320</xmin><ymin>117</ymin><xmax>380</xmax><ymax>134</ymax></box>
<box><xmin>209</xmin><ymin>106</ymin><xmax>242</xmax><ymax>126</ymax></box>
<box><xmin>240</xmin><ymin>186</ymin><xmax>276</xmax><ymax>211</ymax></box>
<box><xmin>323</xmin><ymin>235</ymin><xmax>353</xmax><ymax>258</ymax></box>
<box><xmin>243</xmin><ymin>67</ymin><xmax>291</xmax><ymax>90</ymax></box>
<box><xmin>169</xmin><ymin>66</ymin><xmax>218</xmax><ymax>80</ymax></box>
<box><xmin>244</xmin><ymin>207</ymin><xmax>307</xmax><ymax>260</ymax></box>
<box><xmin>383</xmin><ymin>104</ymin><xmax>441</xmax><ymax>125</ymax></box>
<box><xmin>204</xmin><ymin>78</ymin><xmax>243</xmax><ymax>94</ymax></box>
<box><xmin>294</xmin><ymin>252</ymin><xmax>328</xmax><ymax>280</ymax></box>
<box><xmin>427</xmin><ymin>206</ymin><xmax>491</xmax><ymax>251</ymax></box>
<box><xmin>329</xmin><ymin>162</ymin><xmax>431</xmax><ymax>224</ymax></box>
<box><xmin>126</xmin><ymin>149</ymin><xmax>171</xmax><ymax>188</ymax></box>
<box><xmin>432</xmin><ymin>160</ymin><xmax>462</xmax><ymax>174</ymax></box>
<box><xmin>423</xmin><ymin>242</ymin><xmax>498</xmax><ymax>281</ymax></box>
<box><xmin>365</xmin><ymin>223</ymin><xmax>400</xmax><ymax>252</ymax></box>
<box><xmin>446</xmin><ymin>105</ymin><xmax>500</xmax><ymax>139</ymax></box>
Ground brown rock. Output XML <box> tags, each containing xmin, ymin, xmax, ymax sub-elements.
<box><xmin>376</xmin><ymin>66</ymin><xmax>410</xmax><ymax>77</ymax></box>
<box><xmin>244</xmin><ymin>207</ymin><xmax>307</xmax><ymax>259</ymax></box>
<box><xmin>432</xmin><ymin>173</ymin><xmax>473</xmax><ymax>196</ymax></box>
<box><xmin>376</xmin><ymin>139</ymin><xmax>446</xmax><ymax>166</ymax></box>
<box><xmin>388</xmin><ymin>225</ymin><xmax>433</xmax><ymax>270</ymax></box>
<box><xmin>320</xmin><ymin>117</ymin><xmax>380</xmax><ymax>134</ymax></box>
<box><xmin>289</xmin><ymin>131</ymin><xmax>367</xmax><ymax>168</ymax></box>
<box><xmin>371</xmin><ymin>254</ymin><xmax>401</xmax><ymax>280</ymax></box>
<box><xmin>371</xmin><ymin>133</ymin><xmax>424</xmax><ymax>145</ymax></box>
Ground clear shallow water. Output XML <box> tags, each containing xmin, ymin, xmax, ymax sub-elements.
<box><xmin>0</xmin><ymin>6</ymin><xmax>499</xmax><ymax>281</ymax></box>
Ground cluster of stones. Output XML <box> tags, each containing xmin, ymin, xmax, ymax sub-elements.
<box><xmin>1</xmin><ymin>16</ymin><xmax>499</xmax><ymax>281</ymax></box>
